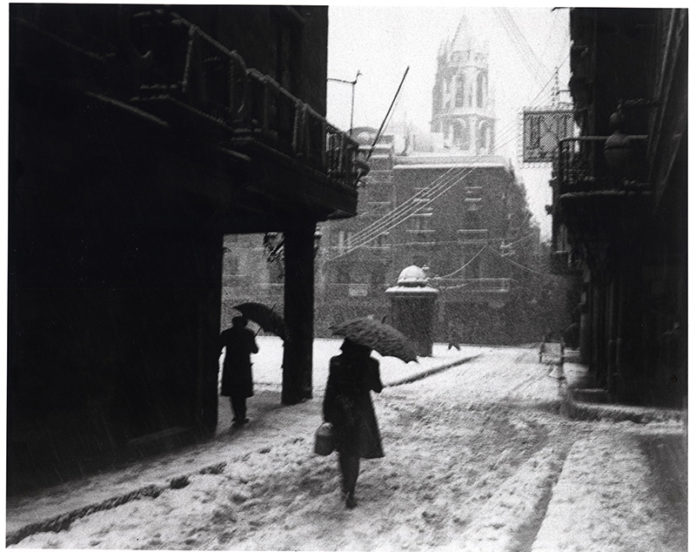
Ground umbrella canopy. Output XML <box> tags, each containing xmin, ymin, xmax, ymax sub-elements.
<box><xmin>233</xmin><ymin>302</ymin><xmax>286</xmax><ymax>340</ymax></box>
<box><xmin>330</xmin><ymin>317</ymin><xmax>418</xmax><ymax>363</ymax></box>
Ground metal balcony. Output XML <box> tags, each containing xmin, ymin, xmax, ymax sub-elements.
<box><xmin>557</xmin><ymin>137</ymin><xmax>648</xmax><ymax>194</ymax></box>
<box><xmin>555</xmin><ymin>137</ymin><xmax>652</xmax><ymax>241</ymax></box>
<box><xmin>129</xmin><ymin>10</ymin><xmax>359</xmax><ymax>191</ymax></box>
<box><xmin>12</xmin><ymin>7</ymin><xmax>361</xmax><ymax>222</ymax></box>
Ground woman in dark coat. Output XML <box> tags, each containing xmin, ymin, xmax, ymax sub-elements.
<box><xmin>322</xmin><ymin>339</ymin><xmax>384</xmax><ymax>509</ymax></box>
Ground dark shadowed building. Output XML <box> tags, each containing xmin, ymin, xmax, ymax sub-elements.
<box><xmin>9</xmin><ymin>4</ymin><xmax>359</xmax><ymax>491</ymax></box>
<box><xmin>549</xmin><ymin>8</ymin><xmax>687</xmax><ymax>406</ymax></box>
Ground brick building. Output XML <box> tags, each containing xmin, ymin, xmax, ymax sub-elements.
<box><xmin>316</xmin><ymin>14</ymin><xmax>551</xmax><ymax>343</ymax></box>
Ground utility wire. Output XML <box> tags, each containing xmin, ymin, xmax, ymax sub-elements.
<box><xmin>324</xmin><ymin>64</ymin><xmax>563</xmax><ymax>265</ymax></box>
<box><xmin>326</xmin><ymin>130</ymin><xmax>521</xmax><ymax>262</ymax></box>
<box><xmin>486</xmin><ymin>244</ymin><xmax>553</xmax><ymax>277</ymax></box>
<box><xmin>493</xmin><ymin>7</ymin><xmax>551</xmax><ymax>87</ymax></box>
<box><xmin>328</xmin><ymin>124</ymin><xmax>523</xmax><ymax>262</ymax></box>
<box><xmin>432</xmin><ymin>246</ymin><xmax>488</xmax><ymax>279</ymax></box>
<box><xmin>343</xmin><ymin>116</ymin><xmax>529</xmax><ymax>249</ymax></box>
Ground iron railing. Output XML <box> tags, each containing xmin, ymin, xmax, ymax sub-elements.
<box><xmin>557</xmin><ymin>137</ymin><xmax>648</xmax><ymax>195</ymax></box>
<box><xmin>130</xmin><ymin>10</ymin><xmax>359</xmax><ymax>188</ymax></box>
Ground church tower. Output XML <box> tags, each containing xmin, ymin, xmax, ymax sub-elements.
<box><xmin>431</xmin><ymin>14</ymin><xmax>495</xmax><ymax>155</ymax></box>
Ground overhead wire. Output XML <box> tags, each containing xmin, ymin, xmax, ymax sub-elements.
<box><xmin>329</xmin><ymin>121</ymin><xmax>527</xmax><ymax>261</ymax></box>
<box><xmin>335</xmin><ymin>114</ymin><xmax>530</xmax><ymax>250</ymax></box>
<box><xmin>432</xmin><ymin>245</ymin><xmax>487</xmax><ymax>279</ymax></box>
<box><xmin>340</xmin><ymin>70</ymin><xmax>560</xmax><ymax>250</ymax></box>
<box><xmin>324</xmin><ymin>21</ymin><xmax>565</xmax><ymax>266</ymax></box>
<box><xmin>324</xmin><ymin>121</ymin><xmax>531</xmax><ymax>265</ymax></box>
<box><xmin>486</xmin><ymin>244</ymin><xmax>554</xmax><ymax>277</ymax></box>
<box><xmin>492</xmin><ymin>7</ymin><xmax>551</xmax><ymax>88</ymax></box>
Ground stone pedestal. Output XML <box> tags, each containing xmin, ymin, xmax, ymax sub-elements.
<box><xmin>386</xmin><ymin>266</ymin><xmax>439</xmax><ymax>357</ymax></box>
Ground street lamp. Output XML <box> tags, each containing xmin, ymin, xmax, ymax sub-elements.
<box><xmin>327</xmin><ymin>70</ymin><xmax>362</xmax><ymax>136</ymax></box>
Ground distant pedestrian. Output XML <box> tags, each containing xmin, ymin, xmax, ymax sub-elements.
<box><xmin>562</xmin><ymin>321</ymin><xmax>580</xmax><ymax>349</ymax></box>
<box><xmin>220</xmin><ymin>316</ymin><xmax>259</xmax><ymax>428</ymax></box>
<box><xmin>447</xmin><ymin>319</ymin><xmax>461</xmax><ymax>351</ymax></box>
<box><xmin>322</xmin><ymin>339</ymin><xmax>384</xmax><ymax>509</ymax></box>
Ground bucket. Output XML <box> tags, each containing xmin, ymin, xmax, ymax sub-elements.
<box><xmin>314</xmin><ymin>422</ymin><xmax>334</xmax><ymax>456</ymax></box>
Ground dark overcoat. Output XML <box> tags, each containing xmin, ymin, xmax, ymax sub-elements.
<box><xmin>220</xmin><ymin>326</ymin><xmax>259</xmax><ymax>397</ymax></box>
<box><xmin>322</xmin><ymin>353</ymin><xmax>384</xmax><ymax>459</ymax></box>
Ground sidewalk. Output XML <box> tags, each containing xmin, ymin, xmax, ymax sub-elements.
<box><xmin>6</xmin><ymin>340</ymin><xmax>482</xmax><ymax>546</ymax></box>
<box><xmin>530</xmin><ymin>359</ymin><xmax>687</xmax><ymax>552</ymax></box>
<box><xmin>531</xmin><ymin>422</ymin><xmax>687</xmax><ymax>552</ymax></box>
<box><xmin>562</xmin><ymin>361</ymin><xmax>684</xmax><ymax>424</ymax></box>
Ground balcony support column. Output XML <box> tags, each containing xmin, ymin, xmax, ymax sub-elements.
<box><xmin>281</xmin><ymin>222</ymin><xmax>316</xmax><ymax>404</ymax></box>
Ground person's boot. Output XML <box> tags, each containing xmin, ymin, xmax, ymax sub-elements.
<box><xmin>344</xmin><ymin>491</ymin><xmax>357</xmax><ymax>509</ymax></box>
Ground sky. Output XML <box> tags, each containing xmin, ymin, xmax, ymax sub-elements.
<box><xmin>326</xmin><ymin>7</ymin><xmax>571</xmax><ymax>240</ymax></box>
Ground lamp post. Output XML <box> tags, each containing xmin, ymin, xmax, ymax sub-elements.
<box><xmin>328</xmin><ymin>70</ymin><xmax>361</xmax><ymax>136</ymax></box>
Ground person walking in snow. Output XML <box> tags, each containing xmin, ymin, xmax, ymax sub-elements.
<box><xmin>447</xmin><ymin>319</ymin><xmax>461</xmax><ymax>351</ymax></box>
<box><xmin>322</xmin><ymin>339</ymin><xmax>384</xmax><ymax>509</ymax></box>
<box><xmin>219</xmin><ymin>316</ymin><xmax>259</xmax><ymax>428</ymax></box>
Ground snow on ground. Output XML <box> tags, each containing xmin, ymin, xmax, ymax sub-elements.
<box><xmin>236</xmin><ymin>336</ymin><xmax>486</xmax><ymax>390</ymax></box>
<box><xmin>531</xmin><ymin>427</ymin><xmax>683</xmax><ymax>552</ymax></box>
<box><xmin>13</xmin><ymin>344</ymin><xmax>686</xmax><ymax>551</ymax></box>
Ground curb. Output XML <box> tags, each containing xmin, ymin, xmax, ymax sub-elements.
<box><xmin>561</xmin><ymin>390</ymin><xmax>684</xmax><ymax>424</ymax></box>
<box><xmin>385</xmin><ymin>354</ymin><xmax>481</xmax><ymax>387</ymax></box>
<box><xmin>6</xmin><ymin>462</ymin><xmax>227</xmax><ymax>547</ymax></box>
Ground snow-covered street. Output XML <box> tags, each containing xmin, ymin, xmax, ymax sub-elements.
<box><xmin>10</xmin><ymin>342</ymin><xmax>686</xmax><ymax>551</ymax></box>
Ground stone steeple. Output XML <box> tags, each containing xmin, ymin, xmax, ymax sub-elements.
<box><xmin>431</xmin><ymin>13</ymin><xmax>495</xmax><ymax>155</ymax></box>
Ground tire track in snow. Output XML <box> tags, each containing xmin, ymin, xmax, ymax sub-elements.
<box><xmin>453</xmin><ymin>441</ymin><xmax>573</xmax><ymax>552</ymax></box>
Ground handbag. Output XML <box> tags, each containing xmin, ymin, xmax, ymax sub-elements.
<box><xmin>314</xmin><ymin>422</ymin><xmax>335</xmax><ymax>456</ymax></box>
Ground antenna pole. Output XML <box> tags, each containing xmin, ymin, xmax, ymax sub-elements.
<box><xmin>367</xmin><ymin>66</ymin><xmax>410</xmax><ymax>161</ymax></box>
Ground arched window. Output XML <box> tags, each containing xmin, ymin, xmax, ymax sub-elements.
<box><xmin>479</xmin><ymin>123</ymin><xmax>491</xmax><ymax>153</ymax></box>
<box><xmin>476</xmin><ymin>73</ymin><xmax>486</xmax><ymax>107</ymax></box>
<box><xmin>452</xmin><ymin>121</ymin><xmax>462</xmax><ymax>146</ymax></box>
<box><xmin>455</xmin><ymin>75</ymin><xmax>465</xmax><ymax>107</ymax></box>
<box><xmin>461</xmin><ymin>120</ymin><xmax>470</xmax><ymax>151</ymax></box>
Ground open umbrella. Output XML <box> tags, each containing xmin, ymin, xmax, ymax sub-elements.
<box><xmin>330</xmin><ymin>317</ymin><xmax>418</xmax><ymax>363</ymax></box>
<box><xmin>233</xmin><ymin>302</ymin><xmax>286</xmax><ymax>340</ymax></box>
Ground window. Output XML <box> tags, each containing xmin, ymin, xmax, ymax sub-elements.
<box><xmin>465</xmin><ymin>210</ymin><xmax>482</xmax><ymax>229</ymax></box>
<box><xmin>478</xmin><ymin>123</ymin><xmax>491</xmax><ymax>153</ymax></box>
<box><xmin>411</xmin><ymin>213</ymin><xmax>432</xmax><ymax>231</ymax></box>
<box><xmin>462</xmin><ymin>120</ymin><xmax>470</xmax><ymax>151</ymax></box>
<box><xmin>336</xmin><ymin>266</ymin><xmax>351</xmax><ymax>284</ymax></box>
<box><xmin>476</xmin><ymin>73</ymin><xmax>486</xmax><ymax>107</ymax></box>
<box><xmin>370</xmin><ymin>268</ymin><xmax>386</xmax><ymax>286</ymax></box>
<box><xmin>413</xmin><ymin>255</ymin><xmax>428</xmax><ymax>266</ymax></box>
<box><xmin>467</xmin><ymin>255</ymin><xmax>482</xmax><ymax>278</ymax></box>
<box><xmin>227</xmin><ymin>256</ymin><xmax>240</xmax><ymax>275</ymax></box>
<box><xmin>465</xmin><ymin>197</ymin><xmax>482</xmax><ymax>211</ymax></box>
<box><xmin>375</xmin><ymin>233</ymin><xmax>389</xmax><ymax>247</ymax></box>
<box><xmin>337</xmin><ymin>230</ymin><xmax>353</xmax><ymax>252</ymax></box>
<box><xmin>453</xmin><ymin>122</ymin><xmax>462</xmax><ymax>146</ymax></box>
<box><xmin>455</xmin><ymin>75</ymin><xmax>465</xmax><ymax>107</ymax></box>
